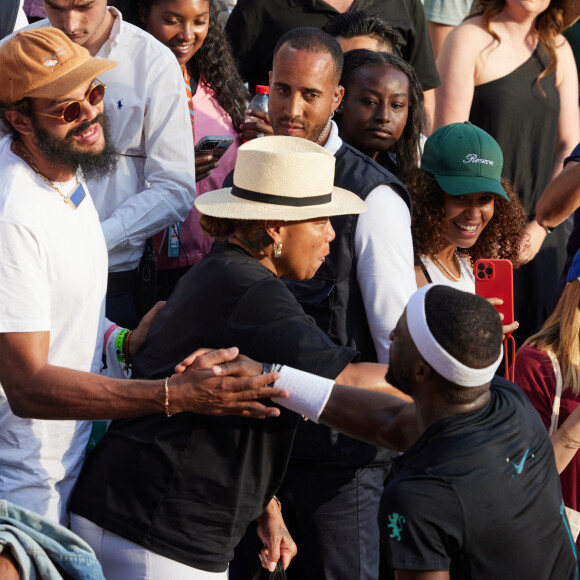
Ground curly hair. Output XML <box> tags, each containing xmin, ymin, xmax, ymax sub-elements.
<box><xmin>114</xmin><ymin>0</ymin><xmax>248</xmax><ymax>130</ymax></box>
<box><xmin>336</xmin><ymin>50</ymin><xmax>425</xmax><ymax>174</ymax></box>
<box><xmin>403</xmin><ymin>168</ymin><xmax>527</xmax><ymax>266</ymax></box>
<box><xmin>469</xmin><ymin>0</ymin><xmax>564</xmax><ymax>84</ymax></box>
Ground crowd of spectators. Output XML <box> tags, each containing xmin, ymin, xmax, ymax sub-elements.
<box><xmin>1</xmin><ymin>0</ymin><xmax>580</xmax><ymax>578</ymax></box>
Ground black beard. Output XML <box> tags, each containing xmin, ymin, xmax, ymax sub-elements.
<box><xmin>31</xmin><ymin>111</ymin><xmax>119</xmax><ymax>181</ymax></box>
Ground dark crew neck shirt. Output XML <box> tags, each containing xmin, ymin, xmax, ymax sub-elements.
<box><xmin>70</xmin><ymin>243</ymin><xmax>356</xmax><ymax>572</ymax></box>
<box><xmin>380</xmin><ymin>378</ymin><xmax>578</xmax><ymax>579</ymax></box>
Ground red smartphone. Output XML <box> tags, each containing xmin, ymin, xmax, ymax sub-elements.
<box><xmin>474</xmin><ymin>259</ymin><xmax>514</xmax><ymax>326</ymax></box>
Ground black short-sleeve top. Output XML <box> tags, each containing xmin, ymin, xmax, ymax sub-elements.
<box><xmin>380</xmin><ymin>378</ymin><xmax>578</xmax><ymax>579</ymax></box>
<box><xmin>69</xmin><ymin>243</ymin><xmax>356</xmax><ymax>573</ymax></box>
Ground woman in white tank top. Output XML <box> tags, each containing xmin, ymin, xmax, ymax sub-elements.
<box><xmin>403</xmin><ymin>123</ymin><xmax>525</xmax><ymax>334</ymax></box>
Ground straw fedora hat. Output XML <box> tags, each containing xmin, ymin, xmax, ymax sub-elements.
<box><xmin>562</xmin><ymin>0</ymin><xmax>580</xmax><ymax>28</ymax></box>
<box><xmin>194</xmin><ymin>136</ymin><xmax>367</xmax><ymax>220</ymax></box>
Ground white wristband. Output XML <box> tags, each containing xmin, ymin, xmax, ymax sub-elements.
<box><xmin>272</xmin><ymin>366</ymin><xmax>335</xmax><ymax>423</ymax></box>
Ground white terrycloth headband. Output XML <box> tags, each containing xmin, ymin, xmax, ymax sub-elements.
<box><xmin>406</xmin><ymin>285</ymin><xmax>503</xmax><ymax>387</ymax></box>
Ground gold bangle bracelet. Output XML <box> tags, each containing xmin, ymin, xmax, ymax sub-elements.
<box><xmin>164</xmin><ymin>376</ymin><xmax>173</xmax><ymax>418</ymax></box>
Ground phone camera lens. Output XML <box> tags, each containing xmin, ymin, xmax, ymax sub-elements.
<box><xmin>477</xmin><ymin>271</ymin><xmax>485</xmax><ymax>279</ymax></box>
<box><xmin>485</xmin><ymin>267</ymin><xmax>493</xmax><ymax>276</ymax></box>
<box><xmin>477</xmin><ymin>264</ymin><xmax>485</xmax><ymax>271</ymax></box>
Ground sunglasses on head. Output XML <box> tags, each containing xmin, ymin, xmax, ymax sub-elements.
<box><xmin>35</xmin><ymin>81</ymin><xmax>106</xmax><ymax>124</ymax></box>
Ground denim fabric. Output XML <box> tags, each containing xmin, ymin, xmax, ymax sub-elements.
<box><xmin>0</xmin><ymin>500</ymin><xmax>105</xmax><ymax>580</ymax></box>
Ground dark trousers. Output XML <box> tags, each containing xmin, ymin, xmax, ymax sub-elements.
<box><xmin>277</xmin><ymin>461</ymin><xmax>391</xmax><ymax>580</ymax></box>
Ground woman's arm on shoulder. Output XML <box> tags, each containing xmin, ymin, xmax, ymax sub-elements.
<box><xmin>552</xmin><ymin>36</ymin><xmax>580</xmax><ymax>178</ymax></box>
<box><xmin>433</xmin><ymin>22</ymin><xmax>485</xmax><ymax>129</ymax></box>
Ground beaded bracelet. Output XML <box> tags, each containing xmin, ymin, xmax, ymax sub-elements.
<box><xmin>115</xmin><ymin>328</ymin><xmax>130</xmax><ymax>364</ymax></box>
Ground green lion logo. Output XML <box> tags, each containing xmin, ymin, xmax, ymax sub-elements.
<box><xmin>387</xmin><ymin>513</ymin><xmax>406</xmax><ymax>542</ymax></box>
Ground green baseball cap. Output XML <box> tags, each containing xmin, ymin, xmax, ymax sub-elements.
<box><xmin>421</xmin><ymin>122</ymin><xmax>509</xmax><ymax>201</ymax></box>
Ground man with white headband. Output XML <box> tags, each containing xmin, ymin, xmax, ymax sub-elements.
<box><xmin>203</xmin><ymin>284</ymin><xmax>578</xmax><ymax>578</ymax></box>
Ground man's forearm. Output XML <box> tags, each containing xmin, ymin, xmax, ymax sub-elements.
<box><xmin>271</xmin><ymin>366</ymin><xmax>417</xmax><ymax>450</ymax></box>
<box><xmin>320</xmin><ymin>384</ymin><xmax>417</xmax><ymax>451</ymax></box>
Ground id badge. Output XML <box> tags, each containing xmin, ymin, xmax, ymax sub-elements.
<box><xmin>168</xmin><ymin>222</ymin><xmax>181</xmax><ymax>257</ymax></box>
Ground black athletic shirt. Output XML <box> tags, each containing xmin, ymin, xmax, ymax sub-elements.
<box><xmin>69</xmin><ymin>244</ymin><xmax>356</xmax><ymax>572</ymax></box>
<box><xmin>380</xmin><ymin>377</ymin><xmax>578</xmax><ymax>579</ymax></box>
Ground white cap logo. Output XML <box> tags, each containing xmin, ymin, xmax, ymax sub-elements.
<box><xmin>463</xmin><ymin>153</ymin><xmax>494</xmax><ymax>165</ymax></box>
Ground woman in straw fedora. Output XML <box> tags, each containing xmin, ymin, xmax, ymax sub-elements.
<box><xmin>68</xmin><ymin>136</ymin><xmax>408</xmax><ymax>580</ymax></box>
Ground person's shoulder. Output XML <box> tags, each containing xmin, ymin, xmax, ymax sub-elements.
<box><xmin>0</xmin><ymin>17</ymin><xmax>49</xmax><ymax>48</ymax></box>
<box><xmin>446</xmin><ymin>16</ymin><xmax>491</xmax><ymax>47</ymax></box>
<box><xmin>114</xmin><ymin>17</ymin><xmax>179</xmax><ymax>65</ymax></box>
<box><xmin>515</xmin><ymin>345</ymin><xmax>548</xmax><ymax>364</ymax></box>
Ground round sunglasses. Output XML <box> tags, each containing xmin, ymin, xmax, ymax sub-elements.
<box><xmin>35</xmin><ymin>82</ymin><xmax>106</xmax><ymax>124</ymax></box>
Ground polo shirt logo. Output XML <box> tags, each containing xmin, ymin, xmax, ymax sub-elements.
<box><xmin>463</xmin><ymin>154</ymin><xmax>494</xmax><ymax>165</ymax></box>
<box><xmin>387</xmin><ymin>512</ymin><xmax>406</xmax><ymax>541</ymax></box>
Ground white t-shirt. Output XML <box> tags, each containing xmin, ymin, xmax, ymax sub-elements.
<box><xmin>0</xmin><ymin>137</ymin><xmax>108</xmax><ymax>524</ymax></box>
<box><xmin>5</xmin><ymin>8</ymin><xmax>197</xmax><ymax>272</ymax></box>
<box><xmin>419</xmin><ymin>254</ymin><xmax>476</xmax><ymax>293</ymax></box>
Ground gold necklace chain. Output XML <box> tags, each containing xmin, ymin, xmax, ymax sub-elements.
<box><xmin>14</xmin><ymin>142</ymin><xmax>79</xmax><ymax>207</ymax></box>
<box><xmin>432</xmin><ymin>250</ymin><xmax>463</xmax><ymax>282</ymax></box>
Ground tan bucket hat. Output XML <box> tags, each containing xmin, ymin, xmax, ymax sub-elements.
<box><xmin>195</xmin><ymin>136</ymin><xmax>367</xmax><ymax>220</ymax></box>
<box><xmin>0</xmin><ymin>27</ymin><xmax>117</xmax><ymax>103</ymax></box>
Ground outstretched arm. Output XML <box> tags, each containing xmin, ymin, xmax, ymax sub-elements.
<box><xmin>197</xmin><ymin>353</ymin><xmax>419</xmax><ymax>451</ymax></box>
<box><xmin>0</xmin><ymin>333</ymin><xmax>287</xmax><ymax>421</ymax></box>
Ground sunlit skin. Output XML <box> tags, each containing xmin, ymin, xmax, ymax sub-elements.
<box><xmin>268</xmin><ymin>44</ymin><xmax>343</xmax><ymax>145</ymax></box>
<box><xmin>502</xmin><ymin>0</ymin><xmax>551</xmax><ymax>20</ymax></box>
<box><xmin>442</xmin><ymin>192</ymin><xmax>495</xmax><ymax>251</ymax></box>
<box><xmin>414</xmin><ymin>191</ymin><xmax>518</xmax><ymax>336</ymax></box>
<box><xmin>7</xmin><ymin>79</ymin><xmax>105</xmax><ymax>181</ymax></box>
<box><xmin>420</xmin><ymin>191</ymin><xmax>495</xmax><ymax>281</ymax></box>
<box><xmin>140</xmin><ymin>0</ymin><xmax>209</xmax><ymax>70</ymax></box>
<box><xmin>140</xmin><ymin>0</ymin><xmax>215</xmax><ymax>180</ymax></box>
<box><xmin>268</xmin><ymin>218</ymin><xmax>336</xmax><ymax>280</ymax></box>
<box><xmin>43</xmin><ymin>0</ymin><xmax>113</xmax><ymax>56</ymax></box>
<box><xmin>335</xmin><ymin>34</ymin><xmax>393</xmax><ymax>53</ymax></box>
<box><xmin>338</xmin><ymin>63</ymin><xmax>409</xmax><ymax>161</ymax></box>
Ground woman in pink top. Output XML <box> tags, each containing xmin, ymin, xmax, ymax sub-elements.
<box><xmin>119</xmin><ymin>0</ymin><xmax>248</xmax><ymax>296</ymax></box>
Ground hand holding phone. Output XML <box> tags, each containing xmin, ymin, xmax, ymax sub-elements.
<box><xmin>194</xmin><ymin>136</ymin><xmax>234</xmax><ymax>159</ymax></box>
<box><xmin>474</xmin><ymin>259</ymin><xmax>515</xmax><ymax>333</ymax></box>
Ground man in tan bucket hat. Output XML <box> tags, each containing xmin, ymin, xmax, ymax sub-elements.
<box><xmin>0</xmin><ymin>27</ymin><xmax>285</xmax><ymax>535</ymax></box>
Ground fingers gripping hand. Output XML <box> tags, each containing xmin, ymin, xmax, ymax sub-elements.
<box><xmin>175</xmin><ymin>347</ymin><xmax>240</xmax><ymax>373</ymax></box>
<box><xmin>170</xmin><ymin>355</ymin><xmax>287</xmax><ymax>419</ymax></box>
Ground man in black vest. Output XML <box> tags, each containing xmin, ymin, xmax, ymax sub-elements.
<box><xmin>256</xmin><ymin>27</ymin><xmax>417</xmax><ymax>580</ymax></box>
